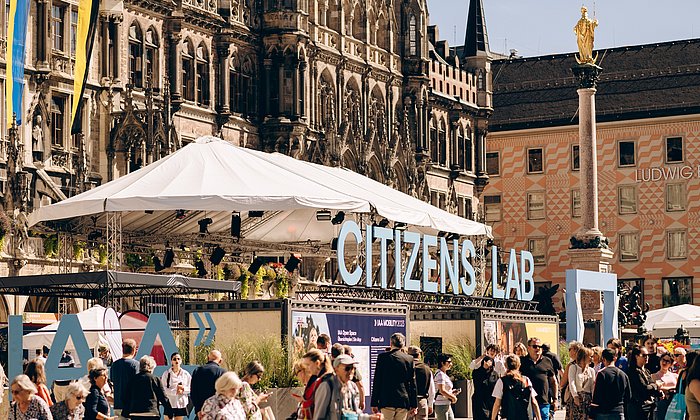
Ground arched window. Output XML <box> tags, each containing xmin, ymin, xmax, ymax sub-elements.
<box><xmin>128</xmin><ymin>23</ymin><xmax>143</xmax><ymax>87</ymax></box>
<box><xmin>241</xmin><ymin>57</ymin><xmax>256</xmax><ymax>115</ymax></box>
<box><xmin>456</xmin><ymin>128</ymin><xmax>464</xmax><ymax>169</ymax></box>
<box><xmin>429</xmin><ymin>121</ymin><xmax>437</xmax><ymax>162</ymax></box>
<box><xmin>351</xmin><ymin>4</ymin><xmax>364</xmax><ymax>40</ymax></box>
<box><xmin>465</xmin><ymin>126</ymin><xmax>473</xmax><ymax>171</ymax></box>
<box><xmin>229</xmin><ymin>54</ymin><xmax>240</xmax><ymax>112</ymax></box>
<box><xmin>409</xmin><ymin>14</ymin><xmax>417</xmax><ymax>55</ymax></box>
<box><xmin>438</xmin><ymin>120</ymin><xmax>447</xmax><ymax>166</ymax></box>
<box><xmin>182</xmin><ymin>40</ymin><xmax>195</xmax><ymax>101</ymax></box>
<box><xmin>144</xmin><ymin>27</ymin><xmax>159</xmax><ymax>87</ymax></box>
<box><xmin>196</xmin><ymin>43</ymin><xmax>210</xmax><ymax>106</ymax></box>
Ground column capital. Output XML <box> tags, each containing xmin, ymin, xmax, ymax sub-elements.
<box><xmin>572</xmin><ymin>63</ymin><xmax>602</xmax><ymax>89</ymax></box>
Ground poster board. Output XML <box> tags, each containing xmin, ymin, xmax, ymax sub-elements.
<box><xmin>481</xmin><ymin>312</ymin><xmax>559</xmax><ymax>355</ymax></box>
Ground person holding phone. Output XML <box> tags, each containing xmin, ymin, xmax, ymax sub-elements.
<box><xmin>239</xmin><ymin>360</ymin><xmax>272</xmax><ymax>420</ymax></box>
<box><xmin>434</xmin><ymin>353</ymin><xmax>461</xmax><ymax>420</ymax></box>
<box><xmin>161</xmin><ymin>352</ymin><xmax>192</xmax><ymax>420</ymax></box>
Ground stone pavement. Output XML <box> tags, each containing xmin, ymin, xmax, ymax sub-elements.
<box><xmin>456</xmin><ymin>407</ymin><xmax>566</xmax><ymax>420</ymax></box>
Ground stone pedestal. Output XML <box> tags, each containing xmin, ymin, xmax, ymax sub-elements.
<box><xmin>568</xmin><ymin>247</ymin><xmax>614</xmax><ymax>320</ymax></box>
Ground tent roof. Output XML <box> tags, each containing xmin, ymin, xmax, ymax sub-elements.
<box><xmin>29</xmin><ymin>137</ymin><xmax>491</xmax><ymax>240</ymax></box>
<box><xmin>643</xmin><ymin>304</ymin><xmax>700</xmax><ymax>331</ymax></box>
<box><xmin>23</xmin><ymin>305</ymin><xmax>111</xmax><ymax>350</ymax></box>
<box><xmin>0</xmin><ymin>270</ymin><xmax>238</xmax><ymax>300</ymax></box>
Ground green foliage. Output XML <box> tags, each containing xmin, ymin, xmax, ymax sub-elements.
<box><xmin>559</xmin><ymin>340</ymin><xmax>570</xmax><ymax>367</ymax></box>
<box><xmin>125</xmin><ymin>253</ymin><xmax>147</xmax><ymax>271</ymax></box>
<box><xmin>216</xmin><ymin>266</ymin><xmax>225</xmax><ymax>280</ymax></box>
<box><xmin>44</xmin><ymin>235</ymin><xmax>60</xmax><ymax>258</ymax></box>
<box><xmin>254</xmin><ymin>267</ymin><xmax>265</xmax><ymax>295</ymax></box>
<box><xmin>194</xmin><ymin>343</ymin><xmax>215</xmax><ymax>365</ymax></box>
<box><xmin>73</xmin><ymin>240</ymin><xmax>86</xmax><ymax>260</ymax></box>
<box><xmin>445</xmin><ymin>337</ymin><xmax>475</xmax><ymax>381</ymax></box>
<box><xmin>97</xmin><ymin>244</ymin><xmax>108</xmax><ymax>265</ymax></box>
<box><xmin>221</xmin><ymin>335</ymin><xmax>298</xmax><ymax>389</ymax></box>
<box><xmin>239</xmin><ymin>271</ymin><xmax>250</xmax><ymax>299</ymax></box>
<box><xmin>273</xmin><ymin>264</ymin><xmax>289</xmax><ymax>299</ymax></box>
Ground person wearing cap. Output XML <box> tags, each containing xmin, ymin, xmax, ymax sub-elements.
<box><xmin>406</xmin><ymin>346</ymin><xmax>434</xmax><ymax>420</ymax></box>
<box><xmin>314</xmin><ymin>354</ymin><xmax>381</xmax><ymax>420</ymax></box>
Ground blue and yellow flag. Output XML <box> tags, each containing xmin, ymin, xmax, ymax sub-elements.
<box><xmin>70</xmin><ymin>0</ymin><xmax>100</xmax><ymax>134</ymax></box>
<box><xmin>5</xmin><ymin>0</ymin><xmax>30</xmax><ymax>126</ymax></box>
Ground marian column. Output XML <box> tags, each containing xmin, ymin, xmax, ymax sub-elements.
<box><xmin>568</xmin><ymin>7</ymin><xmax>613</xmax><ymax>319</ymax></box>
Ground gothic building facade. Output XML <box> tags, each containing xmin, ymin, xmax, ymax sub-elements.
<box><xmin>0</xmin><ymin>0</ymin><xmax>493</xmax><ymax>317</ymax></box>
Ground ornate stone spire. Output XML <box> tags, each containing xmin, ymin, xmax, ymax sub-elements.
<box><xmin>463</xmin><ymin>0</ymin><xmax>490</xmax><ymax>58</ymax></box>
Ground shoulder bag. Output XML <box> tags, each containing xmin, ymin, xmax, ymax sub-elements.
<box><xmin>666</xmin><ymin>376</ymin><xmax>687</xmax><ymax>420</ymax></box>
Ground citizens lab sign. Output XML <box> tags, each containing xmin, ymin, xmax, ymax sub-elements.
<box><xmin>635</xmin><ymin>165</ymin><xmax>700</xmax><ymax>182</ymax></box>
<box><xmin>336</xmin><ymin>220</ymin><xmax>535</xmax><ymax>301</ymax></box>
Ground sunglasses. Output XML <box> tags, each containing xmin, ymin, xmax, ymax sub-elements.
<box><xmin>344</xmin><ymin>365</ymin><xmax>356</xmax><ymax>372</ymax></box>
<box><xmin>674</xmin><ymin>354</ymin><xmax>683</xmax><ymax>357</ymax></box>
<box><xmin>76</xmin><ymin>395</ymin><xmax>85</xmax><ymax>401</ymax></box>
<box><xmin>530</xmin><ymin>345</ymin><xmax>542</xmax><ymax>349</ymax></box>
<box><xmin>639</xmin><ymin>354</ymin><xmax>649</xmax><ymax>358</ymax></box>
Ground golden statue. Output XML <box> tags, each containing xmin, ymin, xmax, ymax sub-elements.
<box><xmin>574</xmin><ymin>6</ymin><xmax>598</xmax><ymax>64</ymax></box>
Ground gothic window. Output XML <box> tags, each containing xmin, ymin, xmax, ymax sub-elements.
<box><xmin>438</xmin><ymin>120</ymin><xmax>447</xmax><ymax>166</ymax></box>
<box><xmin>52</xmin><ymin>4</ymin><xmax>65</xmax><ymax>52</ymax></box>
<box><xmin>70</xmin><ymin>8</ymin><xmax>77</xmax><ymax>55</ymax></box>
<box><xmin>196</xmin><ymin>43</ymin><xmax>210</xmax><ymax>106</ymax></box>
<box><xmin>317</xmin><ymin>75</ymin><xmax>335</xmax><ymax>134</ymax></box>
<box><xmin>282</xmin><ymin>64</ymin><xmax>294</xmax><ymax>115</ymax></box>
<box><xmin>128</xmin><ymin>23</ymin><xmax>143</xmax><ymax>88</ymax></box>
<box><xmin>102</xmin><ymin>19</ymin><xmax>118</xmax><ymax>78</ymax></box>
<box><xmin>229</xmin><ymin>55</ymin><xmax>240</xmax><ymax>112</ymax></box>
<box><xmin>144</xmin><ymin>28</ymin><xmax>159</xmax><ymax>87</ymax></box>
<box><xmin>182</xmin><ymin>40</ymin><xmax>195</xmax><ymax>102</ymax></box>
<box><xmin>455</xmin><ymin>127</ymin><xmax>463</xmax><ymax>169</ymax></box>
<box><xmin>240</xmin><ymin>57</ymin><xmax>256</xmax><ymax>116</ymax></box>
<box><xmin>51</xmin><ymin>96</ymin><xmax>66</xmax><ymax>147</ymax></box>
<box><xmin>352</xmin><ymin>4</ymin><xmax>364</xmax><ymax>40</ymax></box>
<box><xmin>408</xmin><ymin>14</ymin><xmax>417</xmax><ymax>55</ymax></box>
<box><xmin>429</xmin><ymin>122</ymin><xmax>437</xmax><ymax>162</ymax></box>
<box><xmin>465</xmin><ymin>128</ymin><xmax>473</xmax><ymax>171</ymax></box>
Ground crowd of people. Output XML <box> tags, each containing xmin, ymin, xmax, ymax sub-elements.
<box><xmin>7</xmin><ymin>334</ymin><xmax>700</xmax><ymax>420</ymax></box>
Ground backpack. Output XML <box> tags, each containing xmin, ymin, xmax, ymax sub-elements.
<box><xmin>500</xmin><ymin>375</ymin><xmax>533</xmax><ymax>420</ymax></box>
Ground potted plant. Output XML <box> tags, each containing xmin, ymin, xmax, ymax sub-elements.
<box><xmin>445</xmin><ymin>337</ymin><xmax>475</xmax><ymax>418</ymax></box>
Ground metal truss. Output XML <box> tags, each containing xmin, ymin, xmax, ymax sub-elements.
<box><xmin>57</xmin><ymin>232</ymin><xmax>72</xmax><ymax>274</ymax></box>
<box><xmin>106</xmin><ymin>212</ymin><xmax>123</xmax><ymax>270</ymax></box>
<box><xmin>295</xmin><ymin>285</ymin><xmax>538</xmax><ymax>312</ymax></box>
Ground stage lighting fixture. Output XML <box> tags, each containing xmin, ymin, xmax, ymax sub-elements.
<box><xmin>446</xmin><ymin>232</ymin><xmax>460</xmax><ymax>241</ymax></box>
<box><xmin>231</xmin><ymin>213</ymin><xmax>242</xmax><ymax>238</ymax></box>
<box><xmin>198</xmin><ymin>217</ymin><xmax>213</xmax><ymax>234</ymax></box>
<box><xmin>210</xmin><ymin>246</ymin><xmax>226</xmax><ymax>265</ymax></box>
<box><xmin>285</xmin><ymin>254</ymin><xmax>302</xmax><ymax>273</ymax></box>
<box><xmin>163</xmin><ymin>249</ymin><xmax>175</xmax><ymax>268</ymax></box>
<box><xmin>316</xmin><ymin>210</ymin><xmax>332</xmax><ymax>221</ymax></box>
<box><xmin>331</xmin><ymin>211</ymin><xmax>345</xmax><ymax>225</ymax></box>
<box><xmin>153</xmin><ymin>255</ymin><xmax>164</xmax><ymax>272</ymax></box>
<box><xmin>87</xmin><ymin>230</ymin><xmax>103</xmax><ymax>241</ymax></box>
<box><xmin>394</xmin><ymin>222</ymin><xmax>407</xmax><ymax>231</ymax></box>
<box><xmin>248</xmin><ymin>211</ymin><xmax>264</xmax><ymax>218</ymax></box>
<box><xmin>195</xmin><ymin>260</ymin><xmax>207</xmax><ymax>277</ymax></box>
<box><xmin>145</xmin><ymin>210</ymin><xmax>154</xmax><ymax>214</ymax></box>
<box><xmin>377</xmin><ymin>218</ymin><xmax>390</xmax><ymax>228</ymax></box>
<box><xmin>248</xmin><ymin>257</ymin><xmax>264</xmax><ymax>275</ymax></box>
<box><xmin>175</xmin><ymin>209</ymin><xmax>187</xmax><ymax>220</ymax></box>
<box><xmin>179</xmin><ymin>244</ymin><xmax>191</xmax><ymax>252</ymax></box>
<box><xmin>331</xmin><ymin>238</ymin><xmax>339</xmax><ymax>250</ymax></box>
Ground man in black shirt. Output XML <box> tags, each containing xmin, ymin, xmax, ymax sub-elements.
<box><xmin>590</xmin><ymin>348</ymin><xmax>631</xmax><ymax>419</ymax></box>
<box><xmin>407</xmin><ymin>346</ymin><xmax>434</xmax><ymax>420</ymax></box>
<box><xmin>520</xmin><ymin>337</ymin><xmax>557</xmax><ymax>420</ymax></box>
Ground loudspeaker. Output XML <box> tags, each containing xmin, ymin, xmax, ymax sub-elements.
<box><xmin>231</xmin><ymin>214</ymin><xmax>242</xmax><ymax>238</ymax></box>
<box><xmin>285</xmin><ymin>254</ymin><xmax>302</xmax><ymax>273</ymax></box>
<box><xmin>195</xmin><ymin>260</ymin><xmax>207</xmax><ymax>277</ymax></box>
<box><xmin>153</xmin><ymin>255</ymin><xmax>164</xmax><ymax>272</ymax></box>
<box><xmin>331</xmin><ymin>238</ymin><xmax>339</xmax><ymax>250</ymax></box>
<box><xmin>248</xmin><ymin>257</ymin><xmax>264</xmax><ymax>275</ymax></box>
<box><xmin>210</xmin><ymin>246</ymin><xmax>226</xmax><ymax>265</ymax></box>
<box><xmin>163</xmin><ymin>249</ymin><xmax>175</xmax><ymax>268</ymax></box>
<box><xmin>248</xmin><ymin>211</ymin><xmax>264</xmax><ymax>218</ymax></box>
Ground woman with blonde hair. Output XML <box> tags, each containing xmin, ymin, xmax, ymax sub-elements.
<box><xmin>491</xmin><ymin>355</ymin><xmax>541</xmax><ymax>420</ymax></box>
<box><xmin>9</xmin><ymin>374</ymin><xmax>52</xmax><ymax>420</ymax></box>
<box><xmin>24</xmin><ymin>358</ymin><xmax>53</xmax><ymax>407</ymax></box>
<box><xmin>513</xmin><ymin>343</ymin><xmax>527</xmax><ymax>358</ymax></box>
<box><xmin>565</xmin><ymin>347</ymin><xmax>595</xmax><ymax>420</ymax></box>
<box><xmin>200</xmin><ymin>371</ymin><xmax>246</xmax><ymax>420</ymax></box>
<box><xmin>51</xmin><ymin>381</ymin><xmax>88</xmax><ymax>420</ymax></box>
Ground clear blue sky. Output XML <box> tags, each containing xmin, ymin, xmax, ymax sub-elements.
<box><xmin>426</xmin><ymin>0</ymin><xmax>700</xmax><ymax>57</ymax></box>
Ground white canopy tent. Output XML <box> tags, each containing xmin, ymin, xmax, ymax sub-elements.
<box><xmin>643</xmin><ymin>304</ymin><xmax>700</xmax><ymax>338</ymax></box>
<box><xmin>29</xmin><ymin>137</ymin><xmax>491</xmax><ymax>241</ymax></box>
<box><xmin>23</xmin><ymin>305</ymin><xmax>113</xmax><ymax>351</ymax></box>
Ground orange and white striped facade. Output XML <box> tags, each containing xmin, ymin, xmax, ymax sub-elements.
<box><xmin>484</xmin><ymin>113</ymin><xmax>700</xmax><ymax>311</ymax></box>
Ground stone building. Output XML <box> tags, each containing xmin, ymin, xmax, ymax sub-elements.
<box><xmin>484</xmin><ymin>39</ymin><xmax>700</xmax><ymax>311</ymax></box>
<box><xmin>0</xmin><ymin>0</ymin><xmax>493</xmax><ymax>318</ymax></box>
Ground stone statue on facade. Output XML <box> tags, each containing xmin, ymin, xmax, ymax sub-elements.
<box><xmin>32</xmin><ymin>114</ymin><xmax>45</xmax><ymax>162</ymax></box>
<box><xmin>574</xmin><ymin>6</ymin><xmax>598</xmax><ymax>64</ymax></box>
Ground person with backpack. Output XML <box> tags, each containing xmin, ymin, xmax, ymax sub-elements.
<box><xmin>491</xmin><ymin>355</ymin><xmax>542</xmax><ymax>420</ymax></box>
<box><xmin>301</xmin><ymin>349</ymin><xmax>334</xmax><ymax>420</ymax></box>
